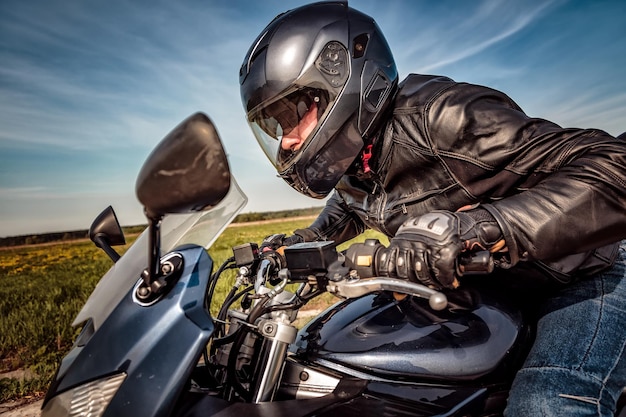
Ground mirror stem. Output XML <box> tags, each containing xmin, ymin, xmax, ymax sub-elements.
<box><xmin>93</xmin><ymin>236</ymin><xmax>121</xmax><ymax>262</ymax></box>
<box><xmin>143</xmin><ymin>214</ymin><xmax>163</xmax><ymax>289</ymax></box>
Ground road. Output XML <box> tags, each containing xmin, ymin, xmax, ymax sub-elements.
<box><xmin>0</xmin><ymin>398</ymin><xmax>42</xmax><ymax>417</ymax></box>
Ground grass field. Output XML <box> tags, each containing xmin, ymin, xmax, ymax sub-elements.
<box><xmin>0</xmin><ymin>218</ymin><xmax>386</xmax><ymax>402</ymax></box>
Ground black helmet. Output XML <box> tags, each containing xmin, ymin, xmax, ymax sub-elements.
<box><xmin>239</xmin><ymin>1</ymin><xmax>398</xmax><ymax>198</ymax></box>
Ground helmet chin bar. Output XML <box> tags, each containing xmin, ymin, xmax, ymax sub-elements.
<box><xmin>279</xmin><ymin>169</ymin><xmax>325</xmax><ymax>200</ymax></box>
<box><xmin>279</xmin><ymin>132</ymin><xmax>364</xmax><ymax>199</ymax></box>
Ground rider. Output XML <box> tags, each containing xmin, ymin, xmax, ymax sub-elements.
<box><xmin>239</xmin><ymin>2</ymin><xmax>626</xmax><ymax>415</ymax></box>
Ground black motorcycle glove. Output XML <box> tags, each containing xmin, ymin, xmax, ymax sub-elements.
<box><xmin>260</xmin><ymin>228</ymin><xmax>319</xmax><ymax>251</ymax></box>
<box><xmin>378</xmin><ymin>209</ymin><xmax>504</xmax><ymax>289</ymax></box>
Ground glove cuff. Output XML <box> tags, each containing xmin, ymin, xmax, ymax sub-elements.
<box><xmin>478</xmin><ymin>204</ymin><xmax>520</xmax><ymax>267</ymax></box>
<box><xmin>461</xmin><ymin>208</ymin><xmax>503</xmax><ymax>249</ymax></box>
<box><xmin>294</xmin><ymin>227</ymin><xmax>324</xmax><ymax>242</ymax></box>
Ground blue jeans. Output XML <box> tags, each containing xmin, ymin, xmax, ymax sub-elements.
<box><xmin>505</xmin><ymin>241</ymin><xmax>626</xmax><ymax>416</ymax></box>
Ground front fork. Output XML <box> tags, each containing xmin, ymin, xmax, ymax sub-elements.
<box><xmin>250</xmin><ymin>316</ymin><xmax>298</xmax><ymax>403</ymax></box>
<box><xmin>221</xmin><ymin>258</ymin><xmax>299</xmax><ymax>403</ymax></box>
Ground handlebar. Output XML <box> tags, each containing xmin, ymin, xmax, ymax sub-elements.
<box><xmin>277</xmin><ymin>240</ymin><xmax>450</xmax><ymax>309</ymax></box>
<box><xmin>249</xmin><ymin>238</ymin><xmax>496</xmax><ymax>312</ymax></box>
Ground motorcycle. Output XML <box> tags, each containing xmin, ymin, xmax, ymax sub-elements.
<box><xmin>41</xmin><ymin>113</ymin><xmax>626</xmax><ymax>417</ymax></box>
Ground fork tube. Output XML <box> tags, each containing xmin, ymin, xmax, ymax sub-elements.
<box><xmin>250</xmin><ymin>319</ymin><xmax>297</xmax><ymax>403</ymax></box>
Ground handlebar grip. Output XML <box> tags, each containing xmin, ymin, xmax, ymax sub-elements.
<box><xmin>459</xmin><ymin>251</ymin><xmax>494</xmax><ymax>274</ymax></box>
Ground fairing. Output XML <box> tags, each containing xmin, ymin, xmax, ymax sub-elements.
<box><xmin>73</xmin><ymin>179</ymin><xmax>247</xmax><ymax>329</ymax></box>
<box><xmin>43</xmin><ymin>179</ymin><xmax>247</xmax><ymax>415</ymax></box>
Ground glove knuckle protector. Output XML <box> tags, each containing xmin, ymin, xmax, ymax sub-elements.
<box><xmin>387</xmin><ymin>211</ymin><xmax>462</xmax><ymax>289</ymax></box>
<box><xmin>261</xmin><ymin>233</ymin><xmax>287</xmax><ymax>251</ymax></box>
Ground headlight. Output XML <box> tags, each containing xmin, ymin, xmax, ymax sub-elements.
<box><xmin>41</xmin><ymin>373</ymin><xmax>126</xmax><ymax>417</ymax></box>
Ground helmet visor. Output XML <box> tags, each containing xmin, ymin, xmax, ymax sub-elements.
<box><xmin>248</xmin><ymin>87</ymin><xmax>331</xmax><ymax>169</ymax></box>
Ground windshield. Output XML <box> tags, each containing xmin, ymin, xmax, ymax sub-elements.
<box><xmin>73</xmin><ymin>178</ymin><xmax>247</xmax><ymax>329</ymax></box>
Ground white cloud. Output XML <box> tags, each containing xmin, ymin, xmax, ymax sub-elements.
<box><xmin>385</xmin><ymin>0</ymin><xmax>560</xmax><ymax>74</ymax></box>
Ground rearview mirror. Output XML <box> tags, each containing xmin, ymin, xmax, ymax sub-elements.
<box><xmin>135</xmin><ymin>112</ymin><xmax>231</xmax><ymax>219</ymax></box>
<box><xmin>89</xmin><ymin>205</ymin><xmax>125</xmax><ymax>262</ymax></box>
<box><xmin>134</xmin><ymin>112</ymin><xmax>231</xmax><ymax>293</ymax></box>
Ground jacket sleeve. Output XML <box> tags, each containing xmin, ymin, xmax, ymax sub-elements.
<box><xmin>429</xmin><ymin>82</ymin><xmax>626</xmax><ymax>265</ymax></box>
<box><xmin>299</xmin><ymin>191</ymin><xmax>367</xmax><ymax>244</ymax></box>
<box><xmin>487</xmin><ymin>140</ymin><xmax>626</xmax><ymax>264</ymax></box>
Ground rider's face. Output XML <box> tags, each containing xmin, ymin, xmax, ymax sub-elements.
<box><xmin>281</xmin><ymin>102</ymin><xmax>318</xmax><ymax>152</ymax></box>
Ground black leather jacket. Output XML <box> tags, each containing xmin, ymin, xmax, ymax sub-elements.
<box><xmin>299</xmin><ymin>74</ymin><xmax>626</xmax><ymax>284</ymax></box>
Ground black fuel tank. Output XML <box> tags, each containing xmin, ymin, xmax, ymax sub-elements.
<box><xmin>295</xmin><ymin>289</ymin><xmax>526</xmax><ymax>381</ymax></box>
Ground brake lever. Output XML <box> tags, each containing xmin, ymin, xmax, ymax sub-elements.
<box><xmin>326</xmin><ymin>277</ymin><xmax>448</xmax><ymax>310</ymax></box>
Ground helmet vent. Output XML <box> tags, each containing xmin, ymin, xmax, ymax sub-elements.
<box><xmin>365</xmin><ymin>73</ymin><xmax>390</xmax><ymax>110</ymax></box>
<box><xmin>353</xmin><ymin>33</ymin><xmax>369</xmax><ymax>58</ymax></box>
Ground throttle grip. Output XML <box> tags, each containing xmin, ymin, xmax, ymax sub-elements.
<box><xmin>344</xmin><ymin>239</ymin><xmax>385</xmax><ymax>278</ymax></box>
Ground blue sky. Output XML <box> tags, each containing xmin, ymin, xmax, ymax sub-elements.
<box><xmin>1</xmin><ymin>0</ymin><xmax>625</xmax><ymax>237</ymax></box>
